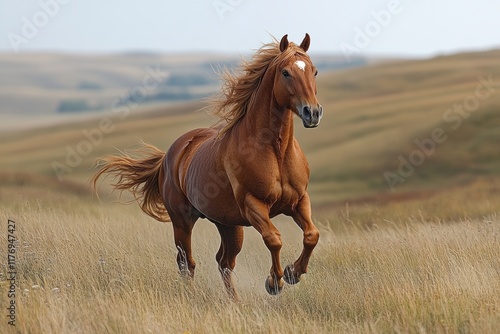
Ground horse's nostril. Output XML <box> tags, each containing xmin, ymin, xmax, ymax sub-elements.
<box><xmin>303</xmin><ymin>106</ymin><xmax>312</xmax><ymax>119</ymax></box>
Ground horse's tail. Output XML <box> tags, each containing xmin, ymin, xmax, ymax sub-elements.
<box><xmin>91</xmin><ymin>143</ymin><xmax>170</xmax><ymax>222</ymax></box>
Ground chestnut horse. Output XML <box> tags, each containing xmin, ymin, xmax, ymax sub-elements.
<box><xmin>92</xmin><ymin>34</ymin><xmax>323</xmax><ymax>300</ymax></box>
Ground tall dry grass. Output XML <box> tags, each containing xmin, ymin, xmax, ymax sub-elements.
<box><xmin>0</xmin><ymin>185</ymin><xmax>499</xmax><ymax>333</ymax></box>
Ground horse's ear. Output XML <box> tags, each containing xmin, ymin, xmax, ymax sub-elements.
<box><xmin>279</xmin><ymin>34</ymin><xmax>289</xmax><ymax>52</ymax></box>
<box><xmin>300</xmin><ymin>33</ymin><xmax>311</xmax><ymax>52</ymax></box>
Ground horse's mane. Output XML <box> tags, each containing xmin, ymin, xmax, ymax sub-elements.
<box><xmin>209</xmin><ymin>38</ymin><xmax>307</xmax><ymax>138</ymax></box>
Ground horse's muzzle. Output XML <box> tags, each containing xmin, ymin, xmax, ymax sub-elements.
<box><xmin>300</xmin><ymin>104</ymin><xmax>323</xmax><ymax>128</ymax></box>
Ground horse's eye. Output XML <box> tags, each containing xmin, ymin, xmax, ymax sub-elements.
<box><xmin>282</xmin><ymin>70</ymin><xmax>290</xmax><ymax>78</ymax></box>
<box><xmin>314</xmin><ymin>70</ymin><xmax>318</xmax><ymax>77</ymax></box>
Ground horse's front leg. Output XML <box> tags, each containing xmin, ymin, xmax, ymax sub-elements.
<box><xmin>284</xmin><ymin>193</ymin><xmax>320</xmax><ymax>285</ymax></box>
<box><xmin>243</xmin><ymin>194</ymin><xmax>285</xmax><ymax>295</ymax></box>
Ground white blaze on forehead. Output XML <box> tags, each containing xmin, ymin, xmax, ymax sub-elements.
<box><xmin>294</xmin><ymin>60</ymin><xmax>306</xmax><ymax>72</ymax></box>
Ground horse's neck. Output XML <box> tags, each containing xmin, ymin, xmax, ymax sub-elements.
<box><xmin>242</xmin><ymin>69</ymin><xmax>295</xmax><ymax>160</ymax></box>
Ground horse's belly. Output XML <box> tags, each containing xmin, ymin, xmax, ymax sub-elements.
<box><xmin>184</xmin><ymin>147</ymin><xmax>248</xmax><ymax>226</ymax></box>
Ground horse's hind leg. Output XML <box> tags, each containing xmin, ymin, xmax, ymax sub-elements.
<box><xmin>170</xmin><ymin>211</ymin><xmax>198</xmax><ymax>278</ymax></box>
<box><xmin>215</xmin><ymin>223</ymin><xmax>244</xmax><ymax>301</ymax></box>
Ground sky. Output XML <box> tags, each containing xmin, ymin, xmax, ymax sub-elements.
<box><xmin>1</xmin><ymin>0</ymin><xmax>499</xmax><ymax>58</ymax></box>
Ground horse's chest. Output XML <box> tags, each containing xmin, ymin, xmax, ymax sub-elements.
<box><xmin>266</xmin><ymin>163</ymin><xmax>308</xmax><ymax>210</ymax></box>
<box><xmin>228</xmin><ymin>146</ymin><xmax>309</xmax><ymax>212</ymax></box>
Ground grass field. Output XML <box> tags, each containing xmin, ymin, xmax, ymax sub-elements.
<box><xmin>1</xmin><ymin>49</ymin><xmax>500</xmax><ymax>333</ymax></box>
<box><xmin>0</xmin><ymin>181</ymin><xmax>499</xmax><ymax>333</ymax></box>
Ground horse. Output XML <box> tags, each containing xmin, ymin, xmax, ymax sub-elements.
<box><xmin>91</xmin><ymin>33</ymin><xmax>323</xmax><ymax>300</ymax></box>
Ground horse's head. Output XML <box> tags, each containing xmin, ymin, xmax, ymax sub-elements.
<box><xmin>273</xmin><ymin>33</ymin><xmax>323</xmax><ymax>128</ymax></box>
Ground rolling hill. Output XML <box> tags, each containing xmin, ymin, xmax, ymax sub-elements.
<box><xmin>1</xmin><ymin>49</ymin><xmax>499</xmax><ymax>213</ymax></box>
<box><xmin>1</xmin><ymin>49</ymin><xmax>499</xmax><ymax>334</ymax></box>
<box><xmin>0</xmin><ymin>52</ymin><xmax>360</xmax><ymax>131</ymax></box>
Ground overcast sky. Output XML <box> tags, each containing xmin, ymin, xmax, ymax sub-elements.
<box><xmin>1</xmin><ymin>0</ymin><xmax>499</xmax><ymax>58</ymax></box>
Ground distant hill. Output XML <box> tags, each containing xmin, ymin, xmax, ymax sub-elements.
<box><xmin>0</xmin><ymin>53</ymin><xmax>234</xmax><ymax>126</ymax></box>
<box><xmin>310</xmin><ymin>49</ymin><xmax>500</xmax><ymax>201</ymax></box>
<box><xmin>0</xmin><ymin>52</ymin><xmax>364</xmax><ymax>131</ymax></box>
<box><xmin>0</xmin><ymin>49</ymin><xmax>499</xmax><ymax>208</ymax></box>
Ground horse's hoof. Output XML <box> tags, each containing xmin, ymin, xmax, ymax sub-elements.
<box><xmin>283</xmin><ymin>264</ymin><xmax>301</xmax><ymax>285</ymax></box>
<box><xmin>265</xmin><ymin>276</ymin><xmax>284</xmax><ymax>295</ymax></box>
<box><xmin>179</xmin><ymin>269</ymin><xmax>193</xmax><ymax>279</ymax></box>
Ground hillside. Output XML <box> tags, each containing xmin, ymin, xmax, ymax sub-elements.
<box><xmin>1</xmin><ymin>49</ymin><xmax>499</xmax><ymax>334</ymax></box>
<box><xmin>307</xmin><ymin>49</ymin><xmax>500</xmax><ymax>202</ymax></box>
<box><xmin>0</xmin><ymin>53</ymin><xmax>232</xmax><ymax>131</ymax></box>
<box><xmin>1</xmin><ymin>49</ymin><xmax>499</xmax><ymax>212</ymax></box>
<box><xmin>0</xmin><ymin>52</ymin><xmax>359</xmax><ymax>131</ymax></box>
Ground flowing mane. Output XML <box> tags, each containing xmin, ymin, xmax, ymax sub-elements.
<box><xmin>209</xmin><ymin>39</ymin><xmax>308</xmax><ymax>137</ymax></box>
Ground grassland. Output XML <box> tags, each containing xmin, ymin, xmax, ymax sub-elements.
<box><xmin>1</xmin><ymin>49</ymin><xmax>500</xmax><ymax>333</ymax></box>
<box><xmin>0</xmin><ymin>180</ymin><xmax>499</xmax><ymax>333</ymax></box>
